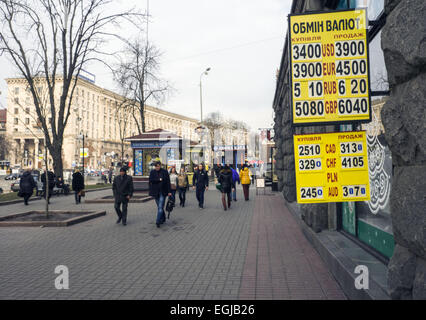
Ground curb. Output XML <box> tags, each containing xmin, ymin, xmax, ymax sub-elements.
<box><xmin>0</xmin><ymin>187</ymin><xmax>111</xmax><ymax>206</ymax></box>
<box><xmin>0</xmin><ymin>196</ymin><xmax>42</xmax><ymax>207</ymax></box>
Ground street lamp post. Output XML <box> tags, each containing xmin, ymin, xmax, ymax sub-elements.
<box><xmin>199</xmin><ymin>67</ymin><xmax>211</xmax><ymax>123</ymax></box>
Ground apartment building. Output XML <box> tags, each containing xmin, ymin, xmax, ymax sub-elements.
<box><xmin>5</xmin><ymin>76</ymin><xmax>199</xmax><ymax>170</ymax></box>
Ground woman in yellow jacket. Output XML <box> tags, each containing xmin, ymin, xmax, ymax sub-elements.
<box><xmin>239</xmin><ymin>164</ymin><xmax>251</xmax><ymax>201</ymax></box>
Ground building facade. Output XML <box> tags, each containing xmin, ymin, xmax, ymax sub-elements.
<box><xmin>4</xmin><ymin>77</ymin><xmax>199</xmax><ymax>171</ymax></box>
<box><xmin>270</xmin><ymin>0</ymin><xmax>425</xmax><ymax>299</ymax></box>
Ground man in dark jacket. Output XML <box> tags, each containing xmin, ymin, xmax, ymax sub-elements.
<box><xmin>72</xmin><ymin>170</ymin><xmax>85</xmax><ymax>204</ymax></box>
<box><xmin>149</xmin><ymin>161</ymin><xmax>171</xmax><ymax>228</ymax></box>
<box><xmin>41</xmin><ymin>170</ymin><xmax>55</xmax><ymax>204</ymax></box>
<box><xmin>218</xmin><ymin>165</ymin><xmax>233</xmax><ymax>211</ymax></box>
<box><xmin>214</xmin><ymin>163</ymin><xmax>222</xmax><ymax>179</ymax></box>
<box><xmin>19</xmin><ymin>169</ymin><xmax>37</xmax><ymax>205</ymax></box>
<box><xmin>192</xmin><ymin>164</ymin><xmax>209</xmax><ymax>209</ymax></box>
<box><xmin>113</xmin><ymin>167</ymin><xmax>134</xmax><ymax>226</ymax></box>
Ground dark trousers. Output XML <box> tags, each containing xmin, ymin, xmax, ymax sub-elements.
<box><xmin>43</xmin><ymin>188</ymin><xmax>53</xmax><ymax>201</ymax></box>
<box><xmin>242</xmin><ymin>184</ymin><xmax>250</xmax><ymax>200</ymax></box>
<box><xmin>196</xmin><ymin>187</ymin><xmax>205</xmax><ymax>208</ymax></box>
<box><xmin>114</xmin><ymin>198</ymin><xmax>129</xmax><ymax>223</ymax></box>
<box><xmin>178</xmin><ymin>187</ymin><xmax>187</xmax><ymax>206</ymax></box>
<box><xmin>221</xmin><ymin>192</ymin><xmax>231</xmax><ymax>210</ymax></box>
<box><xmin>23</xmin><ymin>193</ymin><xmax>31</xmax><ymax>205</ymax></box>
<box><xmin>75</xmin><ymin>191</ymin><xmax>81</xmax><ymax>204</ymax></box>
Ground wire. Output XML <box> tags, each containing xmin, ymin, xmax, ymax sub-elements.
<box><xmin>165</xmin><ymin>35</ymin><xmax>284</xmax><ymax>63</ymax></box>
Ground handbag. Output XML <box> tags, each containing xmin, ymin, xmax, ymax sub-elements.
<box><xmin>17</xmin><ymin>190</ymin><xmax>24</xmax><ymax>197</ymax></box>
<box><xmin>79</xmin><ymin>190</ymin><xmax>86</xmax><ymax>197</ymax></box>
<box><xmin>166</xmin><ymin>197</ymin><xmax>175</xmax><ymax>219</ymax></box>
<box><xmin>215</xmin><ymin>183</ymin><xmax>222</xmax><ymax>192</ymax></box>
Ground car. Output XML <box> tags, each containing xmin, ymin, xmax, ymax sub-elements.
<box><xmin>5</xmin><ymin>173</ymin><xmax>19</xmax><ymax>180</ymax></box>
<box><xmin>10</xmin><ymin>179</ymin><xmax>20</xmax><ymax>192</ymax></box>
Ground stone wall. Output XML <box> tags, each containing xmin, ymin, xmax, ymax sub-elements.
<box><xmin>381</xmin><ymin>0</ymin><xmax>426</xmax><ymax>299</ymax></box>
<box><xmin>273</xmin><ymin>0</ymin><xmax>334</xmax><ymax>233</ymax></box>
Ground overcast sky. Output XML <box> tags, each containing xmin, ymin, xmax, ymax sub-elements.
<box><xmin>0</xmin><ymin>0</ymin><xmax>292</xmax><ymax>131</ymax></box>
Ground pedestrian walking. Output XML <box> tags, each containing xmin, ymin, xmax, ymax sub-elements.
<box><xmin>250</xmin><ymin>165</ymin><xmax>256</xmax><ymax>185</ymax></box>
<box><xmin>169</xmin><ymin>166</ymin><xmax>178</xmax><ymax>205</ymax></box>
<box><xmin>214</xmin><ymin>163</ymin><xmax>222</xmax><ymax>179</ymax></box>
<box><xmin>230</xmin><ymin>165</ymin><xmax>240</xmax><ymax>201</ymax></box>
<box><xmin>192</xmin><ymin>164</ymin><xmax>209</xmax><ymax>209</ymax></box>
<box><xmin>148</xmin><ymin>161</ymin><xmax>172</xmax><ymax>228</ymax></box>
<box><xmin>41</xmin><ymin>170</ymin><xmax>55</xmax><ymax>204</ymax></box>
<box><xmin>112</xmin><ymin>167</ymin><xmax>134</xmax><ymax>226</ymax></box>
<box><xmin>19</xmin><ymin>168</ymin><xmax>36</xmax><ymax>205</ymax></box>
<box><xmin>108</xmin><ymin>168</ymin><xmax>113</xmax><ymax>184</ymax></box>
<box><xmin>177</xmin><ymin>167</ymin><xmax>189</xmax><ymax>207</ymax></box>
<box><xmin>218</xmin><ymin>164</ymin><xmax>233</xmax><ymax>211</ymax></box>
<box><xmin>240</xmin><ymin>164</ymin><xmax>251</xmax><ymax>201</ymax></box>
<box><xmin>72</xmin><ymin>169</ymin><xmax>85</xmax><ymax>204</ymax></box>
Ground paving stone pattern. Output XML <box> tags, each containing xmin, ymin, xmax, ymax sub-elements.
<box><xmin>0</xmin><ymin>187</ymin><xmax>345</xmax><ymax>300</ymax></box>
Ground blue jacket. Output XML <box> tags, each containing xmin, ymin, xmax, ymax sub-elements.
<box><xmin>231</xmin><ymin>168</ymin><xmax>240</xmax><ymax>184</ymax></box>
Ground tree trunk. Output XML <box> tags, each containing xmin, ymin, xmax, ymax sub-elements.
<box><xmin>49</xmin><ymin>142</ymin><xmax>64</xmax><ymax>179</ymax></box>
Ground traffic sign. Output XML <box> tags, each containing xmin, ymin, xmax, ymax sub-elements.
<box><xmin>293</xmin><ymin>131</ymin><xmax>370</xmax><ymax>203</ymax></box>
<box><xmin>289</xmin><ymin>9</ymin><xmax>371</xmax><ymax>125</ymax></box>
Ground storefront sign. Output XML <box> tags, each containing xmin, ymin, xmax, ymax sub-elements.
<box><xmin>131</xmin><ymin>140</ymin><xmax>179</xmax><ymax>149</ymax></box>
<box><xmin>213</xmin><ymin>145</ymin><xmax>246</xmax><ymax>151</ymax></box>
<box><xmin>289</xmin><ymin>9</ymin><xmax>371</xmax><ymax>125</ymax></box>
<box><xmin>79</xmin><ymin>148</ymin><xmax>88</xmax><ymax>158</ymax></box>
<box><xmin>293</xmin><ymin>131</ymin><xmax>370</xmax><ymax>203</ymax></box>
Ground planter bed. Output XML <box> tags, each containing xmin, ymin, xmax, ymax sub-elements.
<box><xmin>0</xmin><ymin>210</ymin><xmax>106</xmax><ymax>227</ymax></box>
<box><xmin>85</xmin><ymin>194</ymin><xmax>152</xmax><ymax>204</ymax></box>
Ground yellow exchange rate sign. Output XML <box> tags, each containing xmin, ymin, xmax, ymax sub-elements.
<box><xmin>289</xmin><ymin>9</ymin><xmax>371</xmax><ymax>125</ymax></box>
<box><xmin>293</xmin><ymin>131</ymin><xmax>370</xmax><ymax>203</ymax></box>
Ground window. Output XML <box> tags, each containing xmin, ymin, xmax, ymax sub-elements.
<box><xmin>25</xmin><ymin>118</ymin><xmax>30</xmax><ymax>125</ymax></box>
<box><xmin>14</xmin><ymin>108</ymin><xmax>19</xmax><ymax>114</ymax></box>
<box><xmin>25</xmin><ymin>108</ymin><xmax>30</xmax><ymax>114</ymax></box>
<box><xmin>14</xmin><ymin>97</ymin><xmax>19</xmax><ymax>104</ymax></box>
<box><xmin>14</xmin><ymin>87</ymin><xmax>19</xmax><ymax>95</ymax></box>
<box><xmin>355</xmin><ymin>0</ymin><xmax>384</xmax><ymax>21</ymax></box>
<box><xmin>369</xmin><ymin>30</ymin><xmax>389</xmax><ymax>93</ymax></box>
<box><xmin>14</xmin><ymin>118</ymin><xmax>18</xmax><ymax>125</ymax></box>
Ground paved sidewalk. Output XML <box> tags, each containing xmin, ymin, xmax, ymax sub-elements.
<box><xmin>239</xmin><ymin>194</ymin><xmax>346</xmax><ymax>300</ymax></box>
<box><xmin>0</xmin><ymin>187</ymin><xmax>345</xmax><ymax>300</ymax></box>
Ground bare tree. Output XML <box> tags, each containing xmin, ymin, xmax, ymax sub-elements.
<box><xmin>114</xmin><ymin>37</ymin><xmax>170</xmax><ymax>134</ymax></box>
<box><xmin>0</xmin><ymin>0</ymin><xmax>145</xmax><ymax>177</ymax></box>
<box><xmin>0</xmin><ymin>133</ymin><xmax>9</xmax><ymax>160</ymax></box>
<box><xmin>114</xmin><ymin>98</ymin><xmax>133</xmax><ymax>165</ymax></box>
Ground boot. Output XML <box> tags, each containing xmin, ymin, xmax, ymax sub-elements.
<box><xmin>222</xmin><ymin>196</ymin><xmax>227</xmax><ymax>211</ymax></box>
